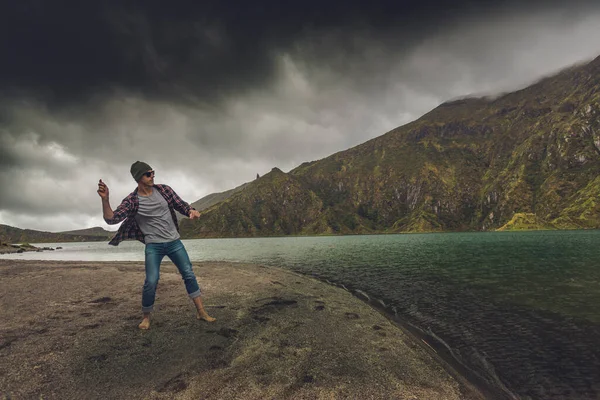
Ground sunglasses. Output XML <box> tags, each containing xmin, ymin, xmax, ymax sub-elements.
<box><xmin>143</xmin><ymin>170</ymin><xmax>155</xmax><ymax>178</ymax></box>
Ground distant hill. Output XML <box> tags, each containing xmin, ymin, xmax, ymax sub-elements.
<box><xmin>58</xmin><ymin>227</ymin><xmax>115</xmax><ymax>237</ymax></box>
<box><xmin>0</xmin><ymin>224</ymin><xmax>109</xmax><ymax>244</ymax></box>
<box><xmin>180</xmin><ymin>55</ymin><xmax>600</xmax><ymax>238</ymax></box>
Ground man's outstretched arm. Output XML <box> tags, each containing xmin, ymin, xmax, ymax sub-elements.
<box><xmin>162</xmin><ymin>184</ymin><xmax>199</xmax><ymax>218</ymax></box>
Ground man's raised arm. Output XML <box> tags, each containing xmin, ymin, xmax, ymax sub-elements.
<box><xmin>97</xmin><ymin>179</ymin><xmax>131</xmax><ymax>224</ymax></box>
<box><xmin>97</xmin><ymin>179</ymin><xmax>115</xmax><ymax>220</ymax></box>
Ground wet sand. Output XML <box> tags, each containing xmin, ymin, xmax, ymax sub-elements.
<box><xmin>0</xmin><ymin>260</ymin><xmax>484</xmax><ymax>399</ymax></box>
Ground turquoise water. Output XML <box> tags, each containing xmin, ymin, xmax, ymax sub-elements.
<box><xmin>4</xmin><ymin>230</ymin><xmax>600</xmax><ymax>399</ymax></box>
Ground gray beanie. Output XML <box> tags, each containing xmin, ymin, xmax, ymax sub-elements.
<box><xmin>130</xmin><ymin>161</ymin><xmax>153</xmax><ymax>182</ymax></box>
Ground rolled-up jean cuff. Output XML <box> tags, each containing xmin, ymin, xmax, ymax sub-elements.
<box><xmin>142</xmin><ymin>305</ymin><xmax>154</xmax><ymax>313</ymax></box>
<box><xmin>188</xmin><ymin>289</ymin><xmax>202</xmax><ymax>299</ymax></box>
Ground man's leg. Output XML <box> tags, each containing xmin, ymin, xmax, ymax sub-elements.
<box><xmin>167</xmin><ymin>240</ymin><xmax>216</xmax><ymax>322</ymax></box>
<box><xmin>140</xmin><ymin>243</ymin><xmax>164</xmax><ymax>329</ymax></box>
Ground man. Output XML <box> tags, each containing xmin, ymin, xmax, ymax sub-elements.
<box><xmin>97</xmin><ymin>161</ymin><xmax>215</xmax><ymax>330</ymax></box>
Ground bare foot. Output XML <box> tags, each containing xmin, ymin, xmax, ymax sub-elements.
<box><xmin>138</xmin><ymin>318</ymin><xmax>150</xmax><ymax>330</ymax></box>
<box><xmin>197</xmin><ymin>312</ymin><xmax>216</xmax><ymax>322</ymax></box>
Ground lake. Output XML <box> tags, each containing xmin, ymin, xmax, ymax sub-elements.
<box><xmin>3</xmin><ymin>230</ymin><xmax>599</xmax><ymax>399</ymax></box>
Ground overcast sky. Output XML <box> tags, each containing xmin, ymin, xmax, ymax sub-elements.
<box><xmin>1</xmin><ymin>0</ymin><xmax>600</xmax><ymax>232</ymax></box>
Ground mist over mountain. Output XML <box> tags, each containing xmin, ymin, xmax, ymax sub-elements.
<box><xmin>180</xmin><ymin>55</ymin><xmax>600</xmax><ymax>238</ymax></box>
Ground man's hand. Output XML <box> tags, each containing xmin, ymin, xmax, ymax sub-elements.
<box><xmin>97</xmin><ymin>179</ymin><xmax>109</xmax><ymax>200</ymax></box>
<box><xmin>189</xmin><ymin>209</ymin><xmax>201</xmax><ymax>219</ymax></box>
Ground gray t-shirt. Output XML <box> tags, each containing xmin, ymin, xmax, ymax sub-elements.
<box><xmin>135</xmin><ymin>189</ymin><xmax>180</xmax><ymax>244</ymax></box>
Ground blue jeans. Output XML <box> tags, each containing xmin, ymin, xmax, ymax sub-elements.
<box><xmin>142</xmin><ymin>239</ymin><xmax>201</xmax><ymax>313</ymax></box>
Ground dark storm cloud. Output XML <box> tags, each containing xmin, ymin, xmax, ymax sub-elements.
<box><xmin>3</xmin><ymin>0</ymin><xmax>596</xmax><ymax>107</ymax></box>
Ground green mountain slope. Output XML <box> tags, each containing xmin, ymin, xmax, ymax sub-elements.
<box><xmin>496</xmin><ymin>213</ymin><xmax>556</xmax><ymax>231</ymax></box>
<box><xmin>177</xmin><ymin>182</ymin><xmax>251</xmax><ymax>221</ymax></box>
<box><xmin>181</xmin><ymin>56</ymin><xmax>600</xmax><ymax>238</ymax></box>
<box><xmin>182</xmin><ymin>168</ymin><xmax>327</xmax><ymax>237</ymax></box>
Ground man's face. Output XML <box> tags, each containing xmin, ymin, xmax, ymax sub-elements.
<box><xmin>140</xmin><ymin>170</ymin><xmax>155</xmax><ymax>185</ymax></box>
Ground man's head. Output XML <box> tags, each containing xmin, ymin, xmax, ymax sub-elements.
<box><xmin>130</xmin><ymin>161</ymin><xmax>154</xmax><ymax>183</ymax></box>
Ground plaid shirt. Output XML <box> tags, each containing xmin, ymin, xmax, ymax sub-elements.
<box><xmin>105</xmin><ymin>184</ymin><xmax>194</xmax><ymax>246</ymax></box>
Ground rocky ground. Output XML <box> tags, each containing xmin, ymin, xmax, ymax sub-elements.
<box><xmin>0</xmin><ymin>260</ymin><xmax>484</xmax><ymax>399</ymax></box>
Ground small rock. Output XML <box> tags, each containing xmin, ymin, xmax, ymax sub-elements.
<box><xmin>157</xmin><ymin>374</ymin><xmax>188</xmax><ymax>393</ymax></box>
<box><xmin>217</xmin><ymin>327</ymin><xmax>239</xmax><ymax>338</ymax></box>
<box><xmin>89</xmin><ymin>297</ymin><xmax>112</xmax><ymax>304</ymax></box>
<box><xmin>88</xmin><ymin>354</ymin><xmax>107</xmax><ymax>362</ymax></box>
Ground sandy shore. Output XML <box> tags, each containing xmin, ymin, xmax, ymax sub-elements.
<box><xmin>0</xmin><ymin>260</ymin><xmax>484</xmax><ymax>399</ymax></box>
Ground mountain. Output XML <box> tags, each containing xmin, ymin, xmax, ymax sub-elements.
<box><xmin>177</xmin><ymin>182</ymin><xmax>251</xmax><ymax>221</ymax></box>
<box><xmin>182</xmin><ymin>167</ymin><xmax>326</xmax><ymax>237</ymax></box>
<box><xmin>0</xmin><ymin>224</ymin><xmax>110</xmax><ymax>244</ymax></box>
<box><xmin>180</xmin><ymin>55</ymin><xmax>600</xmax><ymax>237</ymax></box>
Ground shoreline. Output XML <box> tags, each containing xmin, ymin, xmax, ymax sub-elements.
<box><xmin>306</xmin><ymin>277</ymin><xmax>515</xmax><ymax>400</ymax></box>
<box><xmin>1</xmin><ymin>259</ymin><xmax>486</xmax><ymax>399</ymax></box>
